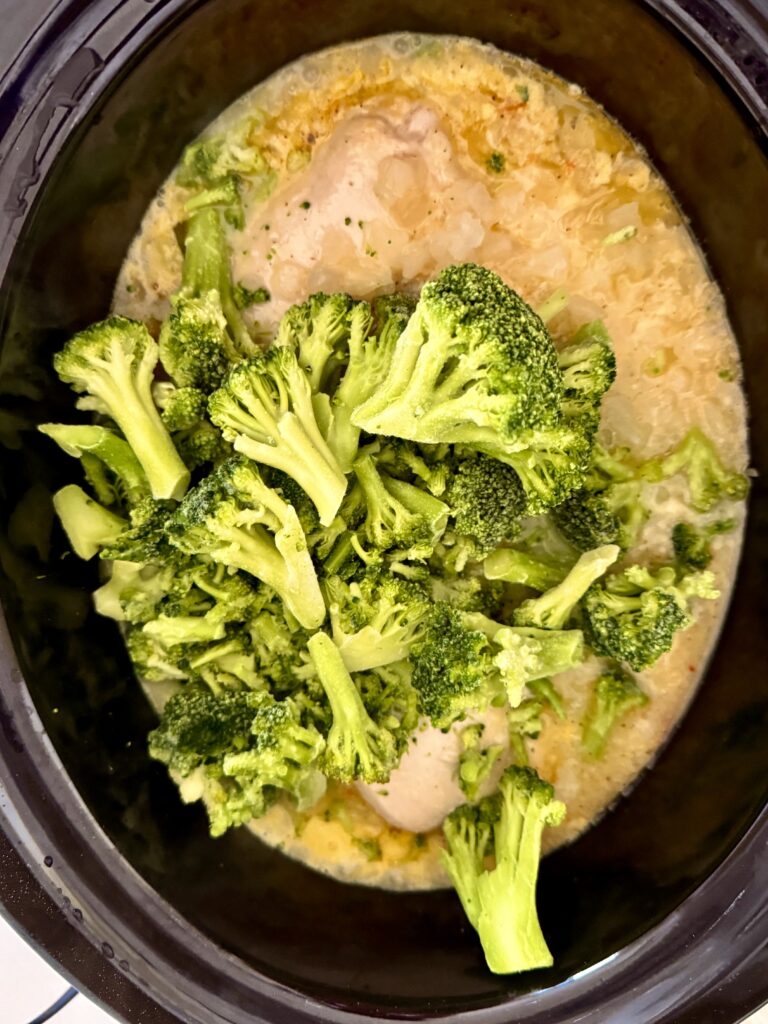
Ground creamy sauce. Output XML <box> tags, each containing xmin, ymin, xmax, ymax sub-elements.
<box><xmin>119</xmin><ymin>34</ymin><xmax>748</xmax><ymax>891</ymax></box>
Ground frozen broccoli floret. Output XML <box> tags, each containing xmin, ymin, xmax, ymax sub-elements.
<box><xmin>642</xmin><ymin>428</ymin><xmax>748</xmax><ymax>512</ymax></box>
<box><xmin>581</xmin><ymin>669</ymin><xmax>649</xmax><ymax>758</ymax></box>
<box><xmin>165</xmin><ymin>455</ymin><xmax>325</xmax><ymax>629</ymax></box>
<box><xmin>208</xmin><ymin>347</ymin><xmax>347</xmax><ymax>527</ymax></box>
<box><xmin>53</xmin><ymin>316</ymin><xmax>190</xmax><ymax>500</ymax></box>
<box><xmin>457</xmin><ymin>724</ymin><xmax>503</xmax><ymax>802</ymax></box>
<box><xmin>52</xmin><ymin>484</ymin><xmax>127</xmax><ymax>560</ymax></box>
<box><xmin>442</xmin><ymin>766</ymin><xmax>565</xmax><ymax>974</ymax></box>
<box><xmin>512</xmin><ymin>545</ymin><xmax>619</xmax><ymax>629</ymax></box>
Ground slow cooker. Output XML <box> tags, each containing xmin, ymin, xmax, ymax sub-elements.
<box><xmin>1</xmin><ymin>1</ymin><xmax>767</xmax><ymax>1021</ymax></box>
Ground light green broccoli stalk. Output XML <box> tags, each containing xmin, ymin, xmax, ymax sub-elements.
<box><xmin>442</xmin><ymin>766</ymin><xmax>566</xmax><ymax>974</ymax></box>
<box><xmin>52</xmin><ymin>484</ymin><xmax>127</xmax><ymax>560</ymax></box>
<box><xmin>38</xmin><ymin>423</ymin><xmax>149</xmax><ymax>507</ymax></box>
<box><xmin>458</xmin><ymin>724</ymin><xmax>503</xmax><ymax>802</ymax></box>
<box><xmin>642</xmin><ymin>427</ymin><xmax>748</xmax><ymax>512</ymax></box>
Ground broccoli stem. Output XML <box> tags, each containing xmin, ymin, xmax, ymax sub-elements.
<box><xmin>184</xmin><ymin>209</ymin><xmax>252</xmax><ymax>356</ymax></box>
<box><xmin>307</xmin><ymin>632</ymin><xmax>393</xmax><ymax>783</ymax></box>
<box><xmin>483</xmin><ymin>548</ymin><xmax>565</xmax><ymax>591</ymax></box>
<box><xmin>534</xmin><ymin>288</ymin><xmax>569</xmax><ymax>324</ymax></box>
<box><xmin>53</xmin><ymin>484</ymin><xmax>127</xmax><ymax>560</ymax></box>
<box><xmin>39</xmin><ymin>423</ymin><xmax>149</xmax><ymax>504</ymax></box>
<box><xmin>512</xmin><ymin>544</ymin><xmax>619</xmax><ymax>629</ymax></box>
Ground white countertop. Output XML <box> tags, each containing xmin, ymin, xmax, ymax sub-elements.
<box><xmin>2</xmin><ymin>910</ymin><xmax>767</xmax><ymax>1023</ymax></box>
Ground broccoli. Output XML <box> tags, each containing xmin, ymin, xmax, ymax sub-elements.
<box><xmin>552</xmin><ymin>444</ymin><xmax>647</xmax><ymax>552</ymax></box>
<box><xmin>581</xmin><ymin>669</ymin><xmax>649</xmax><ymax>758</ymax></box>
<box><xmin>483</xmin><ymin>548</ymin><xmax>565</xmax><ymax>591</ymax></box>
<box><xmin>142</xmin><ymin>569</ymin><xmax>261</xmax><ymax>649</ymax></box>
<box><xmin>642</xmin><ymin>427</ymin><xmax>748</xmax><ymax>512</ymax></box>
<box><xmin>101</xmin><ymin>496</ymin><xmax>181</xmax><ymax>565</ymax></box>
<box><xmin>325</xmin><ymin>569</ymin><xmax>432</xmax><ymax>672</ymax></box>
<box><xmin>276</xmin><ymin>291</ymin><xmax>365</xmax><ymax>394</ymax></box>
<box><xmin>352</xmin><ymin>264</ymin><xmax>562</xmax><ymax>446</ymax></box>
<box><xmin>306</xmin><ymin>631</ymin><xmax>400</xmax><ymax>783</ymax></box>
<box><xmin>326</xmin><ymin>295</ymin><xmax>414</xmax><ymax>471</ymax></box>
<box><xmin>374</xmin><ymin>438</ymin><xmax>450</xmax><ymax>497</ymax></box>
<box><xmin>507</xmin><ymin>699</ymin><xmax>545</xmax><ymax>766</ymax></box>
<box><xmin>479</xmin><ymin>619</ymin><xmax>585</xmax><ymax>707</ymax></box>
<box><xmin>512</xmin><ymin>544</ymin><xmax>619</xmax><ymax>629</ymax></box>
<box><xmin>125</xmin><ymin>627</ymin><xmax>191</xmax><ymax>684</ymax></box>
<box><xmin>233</xmin><ymin>283</ymin><xmax>270</xmax><ymax>309</ymax></box>
<box><xmin>352</xmin><ymin>452</ymin><xmax>449</xmax><ymax>560</ymax></box>
<box><xmin>581</xmin><ymin>563</ymin><xmax>719</xmax><ymax>670</ymax></box>
<box><xmin>357</xmin><ymin>661</ymin><xmax>420</xmax><ymax>755</ymax></box>
<box><xmin>208</xmin><ymin>347</ymin><xmax>347</xmax><ymax>527</ymax></box>
<box><xmin>154</xmin><ymin>385</ymin><xmax>229</xmax><ymax>471</ymax></box>
<box><xmin>458</xmin><ymin>724</ymin><xmax>503</xmax><ymax>801</ymax></box>
<box><xmin>53</xmin><ymin>316</ymin><xmax>191</xmax><ymax>501</ymax></box>
<box><xmin>93</xmin><ymin>560</ymin><xmax>176</xmax><ymax>623</ymax></box>
<box><xmin>557</xmin><ymin>321</ymin><xmax>617</xmax><ymax>428</ymax></box>
<box><xmin>52</xmin><ymin>484</ymin><xmax>127</xmax><ymax>560</ymax></box>
<box><xmin>446</xmin><ymin>453</ymin><xmax>526</xmax><ymax>558</ymax></box>
<box><xmin>39</xmin><ymin>423</ymin><xmax>149</xmax><ymax>507</ymax></box>
<box><xmin>442</xmin><ymin>766</ymin><xmax>565</xmax><ymax>974</ymax></box>
<box><xmin>149</xmin><ymin>686</ymin><xmax>325</xmax><ymax>835</ymax></box>
<box><xmin>186</xmin><ymin>633</ymin><xmax>263</xmax><ymax>693</ymax></box>
<box><xmin>165</xmin><ymin>455</ymin><xmax>325</xmax><ymax>629</ymax></box>
<box><xmin>410</xmin><ymin>605</ymin><xmax>502</xmax><ymax>729</ymax></box>
<box><xmin>528</xmin><ymin>678</ymin><xmax>566</xmax><ymax>719</ymax></box>
<box><xmin>672</xmin><ymin>521</ymin><xmax>712</xmax><ymax>570</ymax></box>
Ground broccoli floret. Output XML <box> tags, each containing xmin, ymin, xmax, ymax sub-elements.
<box><xmin>473</xmin><ymin>616</ymin><xmax>585</xmax><ymax>707</ymax></box>
<box><xmin>52</xmin><ymin>484</ymin><xmax>127</xmax><ymax>560</ymax></box>
<box><xmin>276</xmin><ymin>291</ymin><xmax>365</xmax><ymax>394</ymax></box>
<box><xmin>483</xmin><ymin>548</ymin><xmax>565</xmax><ymax>591</ymax></box>
<box><xmin>142</xmin><ymin>569</ymin><xmax>261</xmax><ymax>649</ymax></box>
<box><xmin>352</xmin><ymin>453</ymin><xmax>449</xmax><ymax>561</ymax></box>
<box><xmin>306</xmin><ymin>631</ymin><xmax>400</xmax><ymax>783</ymax></box>
<box><xmin>325</xmin><ymin>569</ymin><xmax>432</xmax><ymax>672</ymax></box>
<box><xmin>165</xmin><ymin>456</ymin><xmax>325</xmax><ymax>629</ymax></box>
<box><xmin>208</xmin><ymin>347</ymin><xmax>347</xmax><ymax>527</ymax></box>
<box><xmin>153</xmin><ymin>384</ymin><xmax>229</xmax><ymax>471</ymax></box>
<box><xmin>357</xmin><ymin>661</ymin><xmax>420</xmax><ymax>755</ymax></box>
<box><xmin>457</xmin><ymin>724</ymin><xmax>503</xmax><ymax>802</ymax></box>
<box><xmin>326</xmin><ymin>295</ymin><xmax>414</xmax><ymax>471</ymax></box>
<box><xmin>149</xmin><ymin>686</ymin><xmax>324</xmax><ymax>835</ymax></box>
<box><xmin>672</xmin><ymin>521</ymin><xmax>719</xmax><ymax>571</ymax></box>
<box><xmin>557</xmin><ymin>321</ymin><xmax>616</xmax><ymax>427</ymax></box>
<box><xmin>125</xmin><ymin>627</ymin><xmax>191</xmax><ymax>684</ymax></box>
<box><xmin>507</xmin><ymin>699</ymin><xmax>545</xmax><ymax>766</ymax></box>
<box><xmin>642</xmin><ymin>428</ymin><xmax>748</xmax><ymax>512</ymax></box>
<box><xmin>374</xmin><ymin>439</ymin><xmax>450</xmax><ymax>497</ymax></box>
<box><xmin>552</xmin><ymin>444</ymin><xmax>647</xmax><ymax>552</ymax></box>
<box><xmin>39</xmin><ymin>423</ymin><xmax>149</xmax><ymax>508</ymax></box>
<box><xmin>513</xmin><ymin>544</ymin><xmax>619</xmax><ymax>629</ymax></box>
<box><xmin>174</xmin><ymin>208</ymin><xmax>253</xmax><ymax>358</ymax></box>
<box><xmin>581</xmin><ymin>563</ymin><xmax>719</xmax><ymax>670</ymax></box>
<box><xmin>446</xmin><ymin>453</ymin><xmax>526</xmax><ymax>557</ymax></box>
<box><xmin>581</xmin><ymin>669</ymin><xmax>649</xmax><ymax>758</ymax></box>
<box><xmin>233</xmin><ymin>283</ymin><xmax>270</xmax><ymax>309</ymax></box>
<box><xmin>185</xmin><ymin>633</ymin><xmax>263</xmax><ymax>693</ymax></box>
<box><xmin>52</xmin><ymin>316</ymin><xmax>190</xmax><ymax>501</ymax></box>
<box><xmin>410</xmin><ymin>605</ymin><xmax>502</xmax><ymax>728</ymax></box>
<box><xmin>527</xmin><ymin>678</ymin><xmax>566</xmax><ymax>719</ymax></box>
<box><xmin>352</xmin><ymin>264</ymin><xmax>562</xmax><ymax>446</ymax></box>
<box><xmin>442</xmin><ymin>766</ymin><xmax>565</xmax><ymax>974</ymax></box>
<box><xmin>101</xmin><ymin>496</ymin><xmax>180</xmax><ymax>565</ymax></box>
<box><xmin>93</xmin><ymin>560</ymin><xmax>176</xmax><ymax>623</ymax></box>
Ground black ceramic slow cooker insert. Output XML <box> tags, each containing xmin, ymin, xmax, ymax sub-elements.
<box><xmin>1</xmin><ymin>1</ymin><xmax>767</xmax><ymax>1022</ymax></box>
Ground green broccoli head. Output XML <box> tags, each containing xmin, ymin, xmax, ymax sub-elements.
<box><xmin>208</xmin><ymin>346</ymin><xmax>347</xmax><ymax>527</ymax></box>
<box><xmin>581</xmin><ymin>563</ymin><xmax>719</xmax><ymax>670</ymax></box>
<box><xmin>352</xmin><ymin>264</ymin><xmax>562</xmax><ymax>446</ymax></box>
<box><xmin>557</xmin><ymin>321</ymin><xmax>617</xmax><ymax>423</ymax></box>
<box><xmin>553</xmin><ymin>444</ymin><xmax>648</xmax><ymax>552</ymax></box>
<box><xmin>159</xmin><ymin>293</ymin><xmax>237</xmax><ymax>393</ymax></box>
<box><xmin>352</xmin><ymin>452</ymin><xmax>449</xmax><ymax>561</ymax></box>
<box><xmin>446</xmin><ymin>453</ymin><xmax>526</xmax><ymax>556</ymax></box>
<box><xmin>53</xmin><ymin>316</ymin><xmax>190</xmax><ymax>501</ymax></box>
<box><xmin>442</xmin><ymin>765</ymin><xmax>565</xmax><ymax>974</ymax></box>
<box><xmin>276</xmin><ymin>291</ymin><xmax>367</xmax><ymax>393</ymax></box>
<box><xmin>149</xmin><ymin>686</ymin><xmax>325</xmax><ymax>834</ymax></box>
<box><xmin>164</xmin><ymin>455</ymin><xmax>325</xmax><ymax>630</ymax></box>
<box><xmin>581</xmin><ymin>669</ymin><xmax>649</xmax><ymax>759</ymax></box>
<box><xmin>326</xmin><ymin>568</ymin><xmax>433</xmax><ymax>672</ymax></box>
<box><xmin>410</xmin><ymin>604</ymin><xmax>501</xmax><ymax>729</ymax></box>
<box><xmin>672</xmin><ymin>521</ymin><xmax>713</xmax><ymax>571</ymax></box>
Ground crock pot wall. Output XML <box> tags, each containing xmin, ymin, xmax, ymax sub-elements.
<box><xmin>1</xmin><ymin>0</ymin><xmax>766</xmax><ymax>1012</ymax></box>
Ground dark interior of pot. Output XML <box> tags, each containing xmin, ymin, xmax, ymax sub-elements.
<box><xmin>1</xmin><ymin>0</ymin><xmax>767</xmax><ymax>1013</ymax></box>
